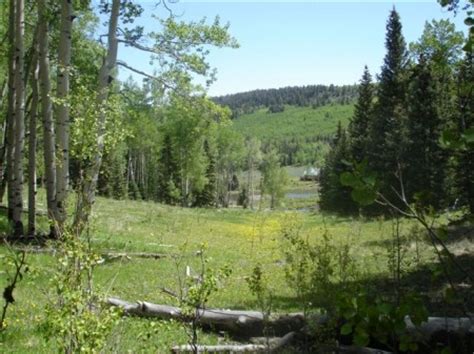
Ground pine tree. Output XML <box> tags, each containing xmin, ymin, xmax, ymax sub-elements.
<box><xmin>194</xmin><ymin>140</ymin><xmax>217</xmax><ymax>207</ymax></box>
<box><xmin>319</xmin><ymin>123</ymin><xmax>357</xmax><ymax>214</ymax></box>
<box><xmin>455</xmin><ymin>54</ymin><xmax>474</xmax><ymax>214</ymax></box>
<box><xmin>368</xmin><ymin>8</ymin><xmax>408</xmax><ymax>202</ymax></box>
<box><xmin>404</xmin><ymin>56</ymin><xmax>445</xmax><ymax>208</ymax></box>
<box><xmin>349</xmin><ymin>66</ymin><xmax>373</xmax><ymax>163</ymax></box>
<box><xmin>157</xmin><ymin>134</ymin><xmax>180</xmax><ymax>205</ymax></box>
<box><xmin>98</xmin><ymin>148</ymin><xmax>127</xmax><ymax>200</ymax></box>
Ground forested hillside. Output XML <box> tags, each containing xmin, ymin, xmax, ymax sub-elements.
<box><xmin>213</xmin><ymin>84</ymin><xmax>358</xmax><ymax>117</ymax></box>
<box><xmin>233</xmin><ymin>104</ymin><xmax>354</xmax><ymax>166</ymax></box>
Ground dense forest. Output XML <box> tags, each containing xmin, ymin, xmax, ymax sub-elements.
<box><xmin>0</xmin><ymin>0</ymin><xmax>472</xmax><ymax>353</ymax></box>
<box><xmin>319</xmin><ymin>11</ymin><xmax>474</xmax><ymax>216</ymax></box>
<box><xmin>213</xmin><ymin>84</ymin><xmax>358</xmax><ymax>117</ymax></box>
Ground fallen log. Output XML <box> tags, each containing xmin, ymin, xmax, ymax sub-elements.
<box><xmin>11</xmin><ymin>248</ymin><xmax>167</xmax><ymax>260</ymax></box>
<box><xmin>171</xmin><ymin>331</ymin><xmax>296</xmax><ymax>353</ymax></box>
<box><xmin>405</xmin><ymin>316</ymin><xmax>474</xmax><ymax>336</ymax></box>
<box><xmin>107</xmin><ymin>297</ymin><xmax>306</xmax><ymax>337</ymax></box>
<box><xmin>108</xmin><ymin>297</ymin><xmax>474</xmax><ymax>350</ymax></box>
<box><xmin>172</xmin><ymin>343</ymin><xmax>268</xmax><ymax>353</ymax></box>
<box><xmin>405</xmin><ymin>316</ymin><xmax>474</xmax><ymax>351</ymax></box>
<box><xmin>99</xmin><ymin>252</ymin><xmax>166</xmax><ymax>261</ymax></box>
<box><xmin>330</xmin><ymin>346</ymin><xmax>392</xmax><ymax>354</ymax></box>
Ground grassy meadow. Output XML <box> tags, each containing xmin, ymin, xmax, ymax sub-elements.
<box><xmin>0</xmin><ymin>181</ymin><xmax>472</xmax><ymax>352</ymax></box>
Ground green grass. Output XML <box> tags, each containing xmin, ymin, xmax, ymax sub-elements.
<box><xmin>0</xmin><ymin>191</ymin><xmax>472</xmax><ymax>352</ymax></box>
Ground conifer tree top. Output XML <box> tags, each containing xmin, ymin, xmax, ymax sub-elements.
<box><xmin>381</xmin><ymin>8</ymin><xmax>407</xmax><ymax>79</ymax></box>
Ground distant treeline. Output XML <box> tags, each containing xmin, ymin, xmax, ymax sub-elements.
<box><xmin>213</xmin><ymin>85</ymin><xmax>358</xmax><ymax>117</ymax></box>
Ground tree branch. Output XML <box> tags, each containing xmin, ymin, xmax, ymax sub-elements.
<box><xmin>116</xmin><ymin>60</ymin><xmax>175</xmax><ymax>90</ymax></box>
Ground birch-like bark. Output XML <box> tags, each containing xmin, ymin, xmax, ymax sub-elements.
<box><xmin>126</xmin><ymin>150</ymin><xmax>131</xmax><ymax>193</ymax></box>
<box><xmin>38</xmin><ymin>0</ymin><xmax>57</xmax><ymax>224</ymax></box>
<box><xmin>11</xmin><ymin>0</ymin><xmax>25</xmax><ymax>236</ymax></box>
<box><xmin>56</xmin><ymin>0</ymin><xmax>73</xmax><ymax>226</ymax></box>
<box><xmin>0</xmin><ymin>118</ymin><xmax>7</xmax><ymax>204</ymax></box>
<box><xmin>4</xmin><ymin>0</ymin><xmax>15</xmax><ymax>209</ymax></box>
<box><xmin>0</xmin><ymin>82</ymin><xmax>7</xmax><ymax>191</ymax></box>
<box><xmin>27</xmin><ymin>47</ymin><xmax>39</xmax><ymax>236</ymax></box>
<box><xmin>73</xmin><ymin>0</ymin><xmax>120</xmax><ymax>234</ymax></box>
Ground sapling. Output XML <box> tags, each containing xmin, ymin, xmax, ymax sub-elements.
<box><xmin>172</xmin><ymin>243</ymin><xmax>231</xmax><ymax>354</ymax></box>
<box><xmin>0</xmin><ymin>244</ymin><xmax>27</xmax><ymax>331</ymax></box>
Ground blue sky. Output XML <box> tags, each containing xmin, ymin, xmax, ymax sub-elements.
<box><xmin>115</xmin><ymin>1</ymin><xmax>467</xmax><ymax>96</ymax></box>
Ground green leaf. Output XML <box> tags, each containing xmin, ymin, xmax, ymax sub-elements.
<box><xmin>463</xmin><ymin>40</ymin><xmax>472</xmax><ymax>53</ymax></box>
<box><xmin>399</xmin><ymin>340</ymin><xmax>409</xmax><ymax>352</ymax></box>
<box><xmin>464</xmin><ymin>16</ymin><xmax>474</xmax><ymax>26</ymax></box>
<box><xmin>340</xmin><ymin>172</ymin><xmax>357</xmax><ymax>187</ymax></box>
<box><xmin>437</xmin><ymin>226</ymin><xmax>448</xmax><ymax>241</ymax></box>
<box><xmin>440</xmin><ymin>129</ymin><xmax>462</xmax><ymax>149</ymax></box>
<box><xmin>462</xmin><ymin>128</ymin><xmax>474</xmax><ymax>144</ymax></box>
<box><xmin>340</xmin><ymin>322</ymin><xmax>353</xmax><ymax>335</ymax></box>
<box><xmin>377</xmin><ymin>302</ymin><xmax>392</xmax><ymax>315</ymax></box>
<box><xmin>354</xmin><ymin>328</ymin><xmax>370</xmax><ymax>347</ymax></box>
<box><xmin>351</xmin><ymin>188</ymin><xmax>377</xmax><ymax>206</ymax></box>
<box><xmin>341</xmin><ymin>159</ymin><xmax>353</xmax><ymax>167</ymax></box>
<box><xmin>362</xmin><ymin>174</ymin><xmax>376</xmax><ymax>187</ymax></box>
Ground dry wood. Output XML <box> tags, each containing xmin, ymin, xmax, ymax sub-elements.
<box><xmin>108</xmin><ymin>297</ymin><xmax>474</xmax><ymax>345</ymax></box>
<box><xmin>330</xmin><ymin>345</ymin><xmax>392</xmax><ymax>354</ymax></box>
<box><xmin>171</xmin><ymin>331</ymin><xmax>296</xmax><ymax>353</ymax></box>
<box><xmin>10</xmin><ymin>248</ymin><xmax>167</xmax><ymax>260</ymax></box>
<box><xmin>404</xmin><ymin>315</ymin><xmax>474</xmax><ymax>337</ymax></box>
<box><xmin>108</xmin><ymin>297</ymin><xmax>306</xmax><ymax>337</ymax></box>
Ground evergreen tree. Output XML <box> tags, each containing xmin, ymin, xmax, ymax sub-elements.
<box><xmin>194</xmin><ymin>140</ymin><xmax>217</xmax><ymax>207</ymax></box>
<box><xmin>404</xmin><ymin>56</ymin><xmax>445</xmax><ymax>208</ymax></box>
<box><xmin>409</xmin><ymin>19</ymin><xmax>464</xmax><ymax>206</ymax></box>
<box><xmin>319</xmin><ymin>123</ymin><xmax>357</xmax><ymax>214</ymax></box>
<box><xmin>349</xmin><ymin>66</ymin><xmax>373</xmax><ymax>163</ymax></box>
<box><xmin>98</xmin><ymin>148</ymin><xmax>127</xmax><ymax>200</ymax></box>
<box><xmin>455</xmin><ymin>54</ymin><xmax>474</xmax><ymax>214</ymax></box>
<box><xmin>369</xmin><ymin>8</ymin><xmax>408</xmax><ymax>202</ymax></box>
<box><xmin>157</xmin><ymin>134</ymin><xmax>180</xmax><ymax>205</ymax></box>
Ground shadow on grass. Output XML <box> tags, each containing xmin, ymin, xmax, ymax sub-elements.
<box><xmin>363</xmin><ymin>222</ymin><xmax>474</xmax><ymax>249</ymax></box>
<box><xmin>240</xmin><ymin>252</ymin><xmax>473</xmax><ymax>317</ymax></box>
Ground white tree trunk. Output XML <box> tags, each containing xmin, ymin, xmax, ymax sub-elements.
<box><xmin>73</xmin><ymin>0</ymin><xmax>120</xmax><ymax>235</ymax></box>
<box><xmin>56</xmin><ymin>0</ymin><xmax>73</xmax><ymax>226</ymax></box>
<box><xmin>107</xmin><ymin>297</ymin><xmax>306</xmax><ymax>337</ymax></box>
<box><xmin>5</xmin><ymin>0</ymin><xmax>16</xmax><ymax>215</ymax></box>
<box><xmin>0</xmin><ymin>80</ymin><xmax>8</xmax><ymax>203</ymax></box>
<box><xmin>12</xmin><ymin>0</ymin><xmax>25</xmax><ymax>236</ymax></box>
<box><xmin>171</xmin><ymin>332</ymin><xmax>296</xmax><ymax>353</ymax></box>
<box><xmin>38</xmin><ymin>0</ymin><xmax>58</xmax><ymax>225</ymax></box>
<box><xmin>28</xmin><ymin>49</ymin><xmax>39</xmax><ymax>236</ymax></box>
<box><xmin>0</xmin><ymin>118</ymin><xmax>7</xmax><ymax>203</ymax></box>
<box><xmin>248</xmin><ymin>163</ymin><xmax>254</xmax><ymax>209</ymax></box>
